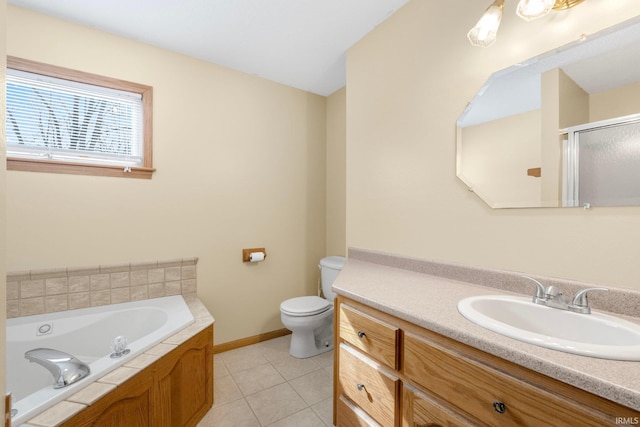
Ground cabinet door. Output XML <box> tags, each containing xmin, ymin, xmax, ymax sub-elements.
<box><xmin>403</xmin><ymin>384</ymin><xmax>476</xmax><ymax>427</ymax></box>
<box><xmin>60</xmin><ymin>368</ymin><xmax>155</xmax><ymax>427</ymax></box>
<box><xmin>157</xmin><ymin>326</ymin><xmax>214</xmax><ymax>427</ymax></box>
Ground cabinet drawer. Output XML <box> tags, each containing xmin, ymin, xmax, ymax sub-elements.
<box><xmin>403</xmin><ymin>384</ymin><xmax>475</xmax><ymax>427</ymax></box>
<box><xmin>404</xmin><ymin>332</ymin><xmax>610</xmax><ymax>427</ymax></box>
<box><xmin>339</xmin><ymin>303</ymin><xmax>400</xmax><ymax>370</ymax></box>
<box><xmin>339</xmin><ymin>344</ymin><xmax>399</xmax><ymax>427</ymax></box>
<box><xmin>337</xmin><ymin>395</ymin><xmax>382</xmax><ymax>427</ymax></box>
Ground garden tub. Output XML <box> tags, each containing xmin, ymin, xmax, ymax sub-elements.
<box><xmin>6</xmin><ymin>295</ymin><xmax>194</xmax><ymax>425</ymax></box>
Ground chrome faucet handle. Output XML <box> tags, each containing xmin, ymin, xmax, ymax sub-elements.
<box><xmin>544</xmin><ymin>285</ymin><xmax>559</xmax><ymax>297</ymax></box>
<box><xmin>521</xmin><ymin>276</ymin><xmax>546</xmax><ymax>300</ymax></box>
<box><xmin>570</xmin><ymin>287</ymin><xmax>608</xmax><ymax>314</ymax></box>
<box><xmin>543</xmin><ymin>285</ymin><xmax>569</xmax><ymax>303</ymax></box>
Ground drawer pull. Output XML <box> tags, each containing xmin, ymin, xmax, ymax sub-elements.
<box><xmin>493</xmin><ymin>401</ymin><xmax>506</xmax><ymax>414</ymax></box>
<box><xmin>357</xmin><ymin>383</ymin><xmax>365</xmax><ymax>391</ymax></box>
<box><xmin>357</xmin><ymin>331</ymin><xmax>367</xmax><ymax>339</ymax></box>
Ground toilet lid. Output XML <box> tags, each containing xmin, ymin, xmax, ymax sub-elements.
<box><xmin>281</xmin><ymin>296</ymin><xmax>331</xmax><ymax>317</ymax></box>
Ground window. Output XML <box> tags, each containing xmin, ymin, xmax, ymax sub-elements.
<box><xmin>6</xmin><ymin>57</ymin><xmax>154</xmax><ymax>178</ymax></box>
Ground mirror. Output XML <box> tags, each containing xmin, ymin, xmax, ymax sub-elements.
<box><xmin>457</xmin><ymin>17</ymin><xmax>640</xmax><ymax>208</ymax></box>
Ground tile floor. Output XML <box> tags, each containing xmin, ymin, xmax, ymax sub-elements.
<box><xmin>198</xmin><ymin>335</ymin><xmax>335</xmax><ymax>427</ymax></box>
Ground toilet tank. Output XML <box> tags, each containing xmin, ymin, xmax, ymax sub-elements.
<box><xmin>319</xmin><ymin>256</ymin><xmax>346</xmax><ymax>301</ymax></box>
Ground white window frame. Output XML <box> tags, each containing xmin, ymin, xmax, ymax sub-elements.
<box><xmin>6</xmin><ymin>56</ymin><xmax>154</xmax><ymax>179</ymax></box>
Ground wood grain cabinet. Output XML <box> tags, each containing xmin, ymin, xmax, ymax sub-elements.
<box><xmin>339</xmin><ymin>344</ymin><xmax>399</xmax><ymax>427</ymax></box>
<box><xmin>62</xmin><ymin>368</ymin><xmax>155</xmax><ymax>427</ymax></box>
<box><xmin>337</xmin><ymin>395</ymin><xmax>383</xmax><ymax>427</ymax></box>
<box><xmin>334</xmin><ymin>296</ymin><xmax>640</xmax><ymax>427</ymax></box>
<box><xmin>62</xmin><ymin>325</ymin><xmax>213</xmax><ymax>427</ymax></box>
<box><xmin>339</xmin><ymin>303</ymin><xmax>400</xmax><ymax>370</ymax></box>
<box><xmin>402</xmin><ymin>384</ymin><xmax>473</xmax><ymax>427</ymax></box>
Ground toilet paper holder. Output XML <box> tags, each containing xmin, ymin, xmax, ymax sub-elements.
<box><xmin>242</xmin><ymin>248</ymin><xmax>267</xmax><ymax>263</ymax></box>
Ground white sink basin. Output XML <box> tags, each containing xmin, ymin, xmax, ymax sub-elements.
<box><xmin>457</xmin><ymin>295</ymin><xmax>640</xmax><ymax>360</ymax></box>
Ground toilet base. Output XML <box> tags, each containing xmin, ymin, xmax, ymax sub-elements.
<box><xmin>289</xmin><ymin>329</ymin><xmax>333</xmax><ymax>358</ymax></box>
<box><xmin>282</xmin><ymin>311</ymin><xmax>334</xmax><ymax>359</ymax></box>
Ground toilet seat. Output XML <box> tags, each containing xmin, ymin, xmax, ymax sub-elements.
<box><xmin>280</xmin><ymin>296</ymin><xmax>331</xmax><ymax>317</ymax></box>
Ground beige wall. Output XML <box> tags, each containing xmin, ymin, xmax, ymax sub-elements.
<box><xmin>1</xmin><ymin>0</ymin><xmax>7</xmax><ymax>414</ymax></box>
<box><xmin>590</xmin><ymin>81</ymin><xmax>640</xmax><ymax>122</ymax></box>
<box><xmin>460</xmin><ymin>110</ymin><xmax>541</xmax><ymax>208</ymax></box>
<box><xmin>326</xmin><ymin>87</ymin><xmax>347</xmax><ymax>256</ymax></box>
<box><xmin>540</xmin><ymin>68</ymin><xmax>561</xmax><ymax>206</ymax></box>
<box><xmin>347</xmin><ymin>1</ymin><xmax>640</xmax><ymax>289</ymax></box>
<box><xmin>6</xmin><ymin>5</ymin><xmax>327</xmax><ymax>344</ymax></box>
<box><xmin>557</xmin><ymin>69</ymin><xmax>589</xmax><ymax>129</ymax></box>
<box><xmin>540</xmin><ymin>68</ymin><xmax>590</xmax><ymax>205</ymax></box>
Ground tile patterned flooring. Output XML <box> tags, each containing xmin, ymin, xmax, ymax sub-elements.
<box><xmin>198</xmin><ymin>335</ymin><xmax>335</xmax><ymax>427</ymax></box>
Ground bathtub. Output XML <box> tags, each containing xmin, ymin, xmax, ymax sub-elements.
<box><xmin>6</xmin><ymin>295</ymin><xmax>194</xmax><ymax>426</ymax></box>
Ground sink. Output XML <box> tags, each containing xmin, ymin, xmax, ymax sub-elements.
<box><xmin>457</xmin><ymin>295</ymin><xmax>640</xmax><ymax>360</ymax></box>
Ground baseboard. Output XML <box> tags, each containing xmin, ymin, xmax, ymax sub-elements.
<box><xmin>213</xmin><ymin>328</ymin><xmax>291</xmax><ymax>354</ymax></box>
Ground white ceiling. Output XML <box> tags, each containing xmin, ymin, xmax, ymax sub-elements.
<box><xmin>7</xmin><ymin>0</ymin><xmax>409</xmax><ymax>96</ymax></box>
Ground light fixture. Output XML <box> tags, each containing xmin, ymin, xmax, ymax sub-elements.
<box><xmin>467</xmin><ymin>0</ymin><xmax>504</xmax><ymax>48</ymax></box>
<box><xmin>468</xmin><ymin>0</ymin><xmax>587</xmax><ymax>47</ymax></box>
<box><xmin>552</xmin><ymin>0</ymin><xmax>586</xmax><ymax>10</ymax></box>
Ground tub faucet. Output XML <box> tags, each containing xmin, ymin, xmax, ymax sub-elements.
<box><xmin>25</xmin><ymin>348</ymin><xmax>90</xmax><ymax>389</ymax></box>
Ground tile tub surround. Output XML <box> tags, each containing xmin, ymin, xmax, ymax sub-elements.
<box><xmin>335</xmin><ymin>248</ymin><xmax>640</xmax><ymax>412</ymax></box>
<box><xmin>6</xmin><ymin>257</ymin><xmax>198</xmax><ymax>318</ymax></box>
<box><xmin>22</xmin><ymin>294</ymin><xmax>215</xmax><ymax>427</ymax></box>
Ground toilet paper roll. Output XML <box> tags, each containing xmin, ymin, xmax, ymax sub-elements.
<box><xmin>249</xmin><ymin>252</ymin><xmax>265</xmax><ymax>262</ymax></box>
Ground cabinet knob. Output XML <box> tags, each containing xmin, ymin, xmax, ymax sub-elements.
<box><xmin>493</xmin><ymin>401</ymin><xmax>506</xmax><ymax>414</ymax></box>
<box><xmin>357</xmin><ymin>331</ymin><xmax>366</xmax><ymax>339</ymax></box>
<box><xmin>357</xmin><ymin>383</ymin><xmax>365</xmax><ymax>391</ymax></box>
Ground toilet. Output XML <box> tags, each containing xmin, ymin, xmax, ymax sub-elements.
<box><xmin>280</xmin><ymin>256</ymin><xmax>346</xmax><ymax>358</ymax></box>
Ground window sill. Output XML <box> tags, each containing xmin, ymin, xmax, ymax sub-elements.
<box><xmin>7</xmin><ymin>158</ymin><xmax>156</xmax><ymax>179</ymax></box>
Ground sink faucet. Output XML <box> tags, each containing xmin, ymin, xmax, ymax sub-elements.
<box><xmin>25</xmin><ymin>348</ymin><xmax>90</xmax><ymax>389</ymax></box>
<box><xmin>522</xmin><ymin>276</ymin><xmax>608</xmax><ymax>314</ymax></box>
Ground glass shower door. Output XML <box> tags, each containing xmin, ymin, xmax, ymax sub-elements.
<box><xmin>563</xmin><ymin>115</ymin><xmax>640</xmax><ymax>207</ymax></box>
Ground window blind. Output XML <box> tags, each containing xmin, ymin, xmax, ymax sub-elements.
<box><xmin>6</xmin><ymin>69</ymin><xmax>144</xmax><ymax>167</ymax></box>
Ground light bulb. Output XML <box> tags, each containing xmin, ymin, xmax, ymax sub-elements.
<box><xmin>467</xmin><ymin>0</ymin><xmax>504</xmax><ymax>48</ymax></box>
<box><xmin>516</xmin><ymin>0</ymin><xmax>555</xmax><ymax>21</ymax></box>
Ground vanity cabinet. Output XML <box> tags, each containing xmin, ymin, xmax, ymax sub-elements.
<box><xmin>334</xmin><ymin>296</ymin><xmax>639</xmax><ymax>427</ymax></box>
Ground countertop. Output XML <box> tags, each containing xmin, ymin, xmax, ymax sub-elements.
<box><xmin>332</xmin><ymin>255</ymin><xmax>640</xmax><ymax>412</ymax></box>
